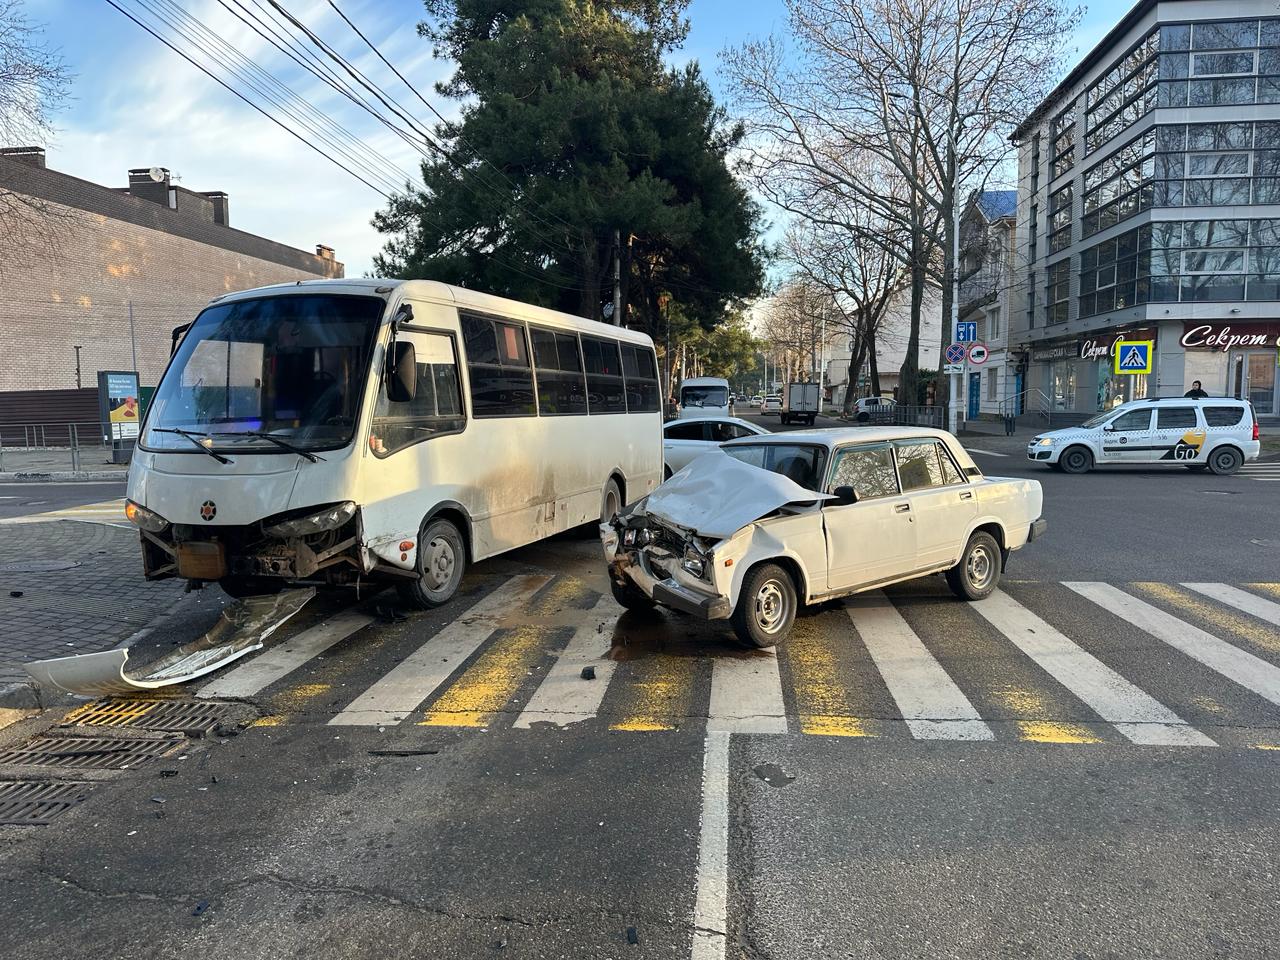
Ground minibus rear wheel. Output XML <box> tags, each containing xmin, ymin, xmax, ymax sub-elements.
<box><xmin>397</xmin><ymin>517</ymin><xmax>466</xmax><ymax>608</ymax></box>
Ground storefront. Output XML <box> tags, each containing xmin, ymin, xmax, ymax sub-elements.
<box><xmin>1181</xmin><ymin>322</ymin><xmax>1280</xmax><ymax>416</ymax></box>
<box><xmin>1028</xmin><ymin>327</ymin><xmax>1156</xmax><ymax>415</ymax></box>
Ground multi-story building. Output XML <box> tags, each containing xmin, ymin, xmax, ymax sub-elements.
<box><xmin>1011</xmin><ymin>0</ymin><xmax>1280</xmax><ymax>422</ymax></box>
<box><xmin>958</xmin><ymin>189</ymin><xmax>1018</xmax><ymax>420</ymax></box>
<box><xmin>0</xmin><ymin>146</ymin><xmax>342</xmax><ymax>416</ymax></box>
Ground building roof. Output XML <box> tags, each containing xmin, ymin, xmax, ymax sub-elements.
<box><xmin>1012</xmin><ymin>0</ymin><xmax>1155</xmax><ymax>141</ymax></box>
<box><xmin>976</xmin><ymin>190</ymin><xmax>1018</xmax><ymax>222</ymax></box>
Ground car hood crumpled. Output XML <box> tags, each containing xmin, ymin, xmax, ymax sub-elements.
<box><xmin>638</xmin><ymin>449</ymin><xmax>833</xmax><ymax>540</ymax></box>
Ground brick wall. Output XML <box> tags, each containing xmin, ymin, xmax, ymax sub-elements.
<box><xmin>0</xmin><ymin>155</ymin><xmax>344</xmax><ymax>393</ymax></box>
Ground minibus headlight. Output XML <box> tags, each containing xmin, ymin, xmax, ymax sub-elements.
<box><xmin>264</xmin><ymin>501</ymin><xmax>357</xmax><ymax>538</ymax></box>
<box><xmin>125</xmin><ymin>500</ymin><xmax>169</xmax><ymax>533</ymax></box>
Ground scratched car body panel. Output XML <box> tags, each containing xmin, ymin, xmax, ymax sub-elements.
<box><xmin>602</xmin><ymin>427</ymin><xmax>1046</xmax><ymax>646</ymax></box>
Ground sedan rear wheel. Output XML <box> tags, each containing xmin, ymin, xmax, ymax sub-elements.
<box><xmin>1208</xmin><ymin>446</ymin><xmax>1243</xmax><ymax>476</ymax></box>
<box><xmin>945</xmin><ymin>531</ymin><xmax>1002</xmax><ymax>601</ymax></box>
<box><xmin>731</xmin><ymin>562</ymin><xmax>797</xmax><ymax>648</ymax></box>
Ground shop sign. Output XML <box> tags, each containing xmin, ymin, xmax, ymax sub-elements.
<box><xmin>1180</xmin><ymin>321</ymin><xmax>1280</xmax><ymax>351</ymax></box>
<box><xmin>1079</xmin><ymin>329</ymin><xmax>1158</xmax><ymax>362</ymax></box>
<box><xmin>1029</xmin><ymin>341</ymin><xmax>1078</xmax><ymax>362</ymax></box>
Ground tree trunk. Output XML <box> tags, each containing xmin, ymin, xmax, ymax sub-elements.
<box><xmin>899</xmin><ymin>226</ymin><xmax>924</xmax><ymax>405</ymax></box>
<box><xmin>578</xmin><ymin>233</ymin><xmax>601</xmax><ymax>320</ymax></box>
<box><xmin>868</xmin><ymin>325</ymin><xmax>881</xmax><ymax>397</ymax></box>
<box><xmin>841</xmin><ymin>332</ymin><xmax>867</xmax><ymax>414</ymax></box>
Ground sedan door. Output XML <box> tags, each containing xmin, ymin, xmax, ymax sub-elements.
<box><xmin>894</xmin><ymin>441</ymin><xmax>977</xmax><ymax>569</ymax></box>
<box><xmin>822</xmin><ymin>443</ymin><xmax>917</xmax><ymax>591</ymax></box>
<box><xmin>663</xmin><ymin>421</ymin><xmax>711</xmax><ymax>473</ymax></box>
<box><xmin>1151</xmin><ymin>405</ymin><xmax>1206</xmax><ymax>463</ymax></box>
<box><xmin>1100</xmin><ymin>408</ymin><xmax>1156</xmax><ymax>462</ymax></box>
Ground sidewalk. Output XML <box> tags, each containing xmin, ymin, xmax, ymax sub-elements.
<box><xmin>0</xmin><ymin>521</ymin><xmax>190</xmax><ymax>709</ymax></box>
<box><xmin>0</xmin><ymin>447</ymin><xmax>128</xmax><ymax>483</ymax></box>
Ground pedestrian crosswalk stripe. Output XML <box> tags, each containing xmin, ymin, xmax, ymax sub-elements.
<box><xmin>1181</xmin><ymin>582</ymin><xmax>1280</xmax><ymax>627</ymax></box>
<box><xmin>971</xmin><ymin>590</ymin><xmax>1214</xmax><ymax>747</ymax></box>
<box><xmin>1128</xmin><ymin>582</ymin><xmax>1280</xmax><ymax>655</ymax></box>
<box><xmin>784</xmin><ymin>616</ymin><xmax>875</xmax><ymax>738</ymax></box>
<box><xmin>329</xmin><ymin>574</ymin><xmax>550</xmax><ymax>726</ymax></box>
<box><xmin>607</xmin><ymin>653</ymin><xmax>699</xmax><ymax>732</ymax></box>
<box><xmin>1067</xmin><ymin>583</ymin><xmax>1280</xmax><ymax>708</ymax></box>
<box><xmin>985</xmin><ymin>684</ymin><xmax>1102</xmax><ymax>744</ymax></box>
<box><xmin>513</xmin><ymin>598</ymin><xmax>619</xmax><ymax>728</ymax></box>
<box><xmin>847</xmin><ymin>592</ymin><xmax>993</xmax><ymax>741</ymax></box>
<box><xmin>419</xmin><ymin>625</ymin><xmax>559</xmax><ymax>728</ymax></box>
<box><xmin>197</xmin><ymin>610</ymin><xmax>374</xmax><ymax>700</ymax></box>
<box><xmin>706</xmin><ymin>654</ymin><xmax>788</xmax><ymax>734</ymax></box>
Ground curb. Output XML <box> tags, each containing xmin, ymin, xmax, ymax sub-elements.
<box><xmin>0</xmin><ymin>471</ymin><xmax>126</xmax><ymax>483</ymax></box>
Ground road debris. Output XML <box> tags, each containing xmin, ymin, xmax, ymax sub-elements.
<box><xmin>580</xmin><ymin>665</ymin><xmax>596</xmax><ymax>681</ymax></box>
<box><xmin>753</xmin><ymin>762</ymin><xmax>796</xmax><ymax>787</ymax></box>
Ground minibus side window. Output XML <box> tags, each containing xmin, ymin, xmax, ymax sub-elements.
<box><xmin>530</xmin><ymin>326</ymin><xmax>588</xmax><ymax>415</ymax></box>
<box><xmin>582</xmin><ymin>336</ymin><xmax>626</xmax><ymax>413</ymax></box>
<box><xmin>460</xmin><ymin>312</ymin><xmax>537</xmax><ymax>418</ymax></box>
<box><xmin>370</xmin><ymin>330</ymin><xmax>465</xmax><ymax>456</ymax></box>
<box><xmin>621</xmin><ymin>344</ymin><xmax>660</xmax><ymax>413</ymax></box>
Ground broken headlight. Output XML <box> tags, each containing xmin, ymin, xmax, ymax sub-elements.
<box><xmin>125</xmin><ymin>500</ymin><xmax>169</xmax><ymax>533</ymax></box>
<box><xmin>680</xmin><ymin>543</ymin><xmax>707</xmax><ymax>579</ymax></box>
<box><xmin>264</xmin><ymin>501</ymin><xmax>357</xmax><ymax>538</ymax></box>
<box><xmin>622</xmin><ymin>527</ymin><xmax>653</xmax><ymax>548</ymax></box>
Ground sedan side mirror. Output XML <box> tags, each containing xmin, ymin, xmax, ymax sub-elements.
<box><xmin>1102</xmin><ymin>424</ymin><xmax>1114</xmax><ymax>432</ymax></box>
<box><xmin>832</xmin><ymin>485</ymin><xmax>858</xmax><ymax>504</ymax></box>
<box><xmin>387</xmin><ymin>340</ymin><xmax>417</xmax><ymax>403</ymax></box>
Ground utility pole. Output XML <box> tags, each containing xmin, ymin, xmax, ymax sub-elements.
<box><xmin>611</xmin><ymin>229</ymin><xmax>621</xmax><ymax>327</ymax></box>
<box><xmin>74</xmin><ymin>345</ymin><xmax>82</xmax><ymax>389</ymax></box>
<box><xmin>128</xmin><ymin>301</ymin><xmax>139</xmax><ymax>373</ymax></box>
<box><xmin>817</xmin><ymin>305</ymin><xmax>828</xmax><ymax>417</ymax></box>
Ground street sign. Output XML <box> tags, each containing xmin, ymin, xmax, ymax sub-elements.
<box><xmin>967</xmin><ymin>342</ymin><xmax>990</xmax><ymax>365</ymax></box>
<box><xmin>956</xmin><ymin>321</ymin><xmax>978</xmax><ymax>343</ymax></box>
<box><xmin>944</xmin><ymin>343</ymin><xmax>967</xmax><ymax>365</ymax></box>
<box><xmin>944</xmin><ymin>363</ymin><xmax>964</xmax><ymax>375</ymax></box>
<box><xmin>1114</xmin><ymin>339</ymin><xmax>1153</xmax><ymax>375</ymax></box>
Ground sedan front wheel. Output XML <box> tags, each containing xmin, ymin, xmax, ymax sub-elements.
<box><xmin>731</xmin><ymin>562</ymin><xmax>797</xmax><ymax>648</ymax></box>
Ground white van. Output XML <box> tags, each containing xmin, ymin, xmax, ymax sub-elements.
<box><xmin>1027</xmin><ymin>397</ymin><xmax>1260</xmax><ymax>475</ymax></box>
<box><xmin>678</xmin><ymin>377</ymin><xmax>731</xmax><ymax>419</ymax></box>
<box><xmin>125</xmin><ymin>279</ymin><xmax>663</xmax><ymax>606</ymax></box>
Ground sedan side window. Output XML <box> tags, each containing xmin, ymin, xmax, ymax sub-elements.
<box><xmin>708</xmin><ymin>422</ymin><xmax>740</xmax><ymax>443</ymax></box>
<box><xmin>895</xmin><ymin>442</ymin><xmax>947</xmax><ymax>492</ymax></box>
<box><xmin>828</xmin><ymin>445</ymin><xmax>899</xmax><ymax>500</ymax></box>
<box><xmin>1157</xmin><ymin>407</ymin><xmax>1198</xmax><ymax>429</ymax></box>
<box><xmin>663</xmin><ymin>422</ymin><xmax>704</xmax><ymax>441</ymax></box>
<box><xmin>1110</xmin><ymin>410</ymin><xmax>1153</xmax><ymax>432</ymax></box>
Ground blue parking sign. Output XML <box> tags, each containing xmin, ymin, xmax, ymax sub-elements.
<box><xmin>956</xmin><ymin>322</ymin><xmax>977</xmax><ymax>343</ymax></box>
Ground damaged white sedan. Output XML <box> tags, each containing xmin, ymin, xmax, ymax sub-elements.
<box><xmin>601</xmin><ymin>427</ymin><xmax>1045</xmax><ymax>647</ymax></box>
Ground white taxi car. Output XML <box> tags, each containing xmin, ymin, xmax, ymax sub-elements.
<box><xmin>602</xmin><ymin>427</ymin><xmax>1045</xmax><ymax>647</ymax></box>
<box><xmin>1027</xmin><ymin>397</ymin><xmax>1260</xmax><ymax>475</ymax></box>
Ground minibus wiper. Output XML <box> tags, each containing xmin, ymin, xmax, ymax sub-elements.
<box><xmin>152</xmin><ymin>428</ymin><xmax>233</xmax><ymax>465</ymax></box>
<box><xmin>228</xmin><ymin>431</ymin><xmax>325</xmax><ymax>463</ymax></box>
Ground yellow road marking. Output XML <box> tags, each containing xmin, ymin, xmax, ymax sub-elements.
<box><xmin>251</xmin><ymin>715</ymin><xmax>284</xmax><ymax>727</ymax></box>
<box><xmin>608</xmin><ymin>654</ymin><xmax>698</xmax><ymax>732</ymax></box>
<box><xmin>1250</xmin><ymin>743</ymin><xmax>1280</xmax><ymax>751</ymax></box>
<box><xmin>785</xmin><ymin>618</ymin><xmax>871</xmax><ymax>738</ymax></box>
<box><xmin>1246</xmin><ymin>583</ymin><xmax>1280</xmax><ymax>601</ymax></box>
<box><xmin>526</xmin><ymin>576</ymin><xmax>593</xmax><ymax>616</ymax></box>
<box><xmin>1130</xmin><ymin>583</ymin><xmax>1280</xmax><ymax>654</ymax></box>
<box><xmin>1192</xmin><ymin>695</ymin><xmax>1225</xmax><ymax>714</ymax></box>
<box><xmin>988</xmin><ymin>685</ymin><xmax>1101</xmax><ymax>744</ymax></box>
<box><xmin>420</xmin><ymin>626</ymin><xmax>554</xmax><ymax>727</ymax></box>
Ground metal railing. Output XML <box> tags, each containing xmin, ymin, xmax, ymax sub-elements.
<box><xmin>997</xmin><ymin>388</ymin><xmax>1053</xmax><ymax>426</ymax></box>
<box><xmin>0</xmin><ymin>421</ymin><xmax>114</xmax><ymax>472</ymax></box>
<box><xmin>858</xmin><ymin>404</ymin><xmax>946</xmax><ymax>429</ymax></box>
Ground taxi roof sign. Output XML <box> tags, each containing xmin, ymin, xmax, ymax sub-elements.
<box><xmin>1114</xmin><ymin>339</ymin><xmax>1153</xmax><ymax>375</ymax></box>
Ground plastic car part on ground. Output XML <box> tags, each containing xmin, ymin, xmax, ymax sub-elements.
<box><xmin>24</xmin><ymin>588</ymin><xmax>315</xmax><ymax>697</ymax></box>
<box><xmin>640</xmin><ymin>451</ymin><xmax>832</xmax><ymax>539</ymax></box>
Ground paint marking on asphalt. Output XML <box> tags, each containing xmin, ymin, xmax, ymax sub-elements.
<box><xmin>972</xmin><ymin>590</ymin><xmax>1214</xmax><ymax>747</ymax></box>
<box><xmin>419</xmin><ymin>625</ymin><xmax>557</xmax><ymax>727</ymax></box>
<box><xmin>706</xmin><ymin>654</ymin><xmax>788</xmax><ymax>734</ymax></box>
<box><xmin>784</xmin><ymin>615</ymin><xmax>873</xmax><ymax>737</ymax></box>
<box><xmin>1247</xmin><ymin>583</ymin><xmax>1280</xmax><ymax>601</ymax></box>
<box><xmin>197</xmin><ymin>610</ymin><xmax>375</xmax><ymax>699</ymax></box>
<box><xmin>965</xmin><ymin>448</ymin><xmax>1009</xmax><ymax>457</ymax></box>
<box><xmin>1181</xmin><ymin>582</ymin><xmax>1280</xmax><ymax>628</ymax></box>
<box><xmin>608</xmin><ymin>653</ymin><xmax>698</xmax><ymax>732</ymax></box>
<box><xmin>986</xmin><ymin>684</ymin><xmax>1102</xmax><ymax>744</ymax></box>
<box><xmin>690</xmin><ymin>731</ymin><xmax>729</xmax><ymax>960</ymax></box>
<box><xmin>1128</xmin><ymin>582</ymin><xmax>1280</xmax><ymax>654</ymax></box>
<box><xmin>847</xmin><ymin>593</ymin><xmax>994</xmax><ymax>741</ymax></box>
<box><xmin>329</xmin><ymin>575</ymin><xmax>550</xmax><ymax>726</ymax></box>
<box><xmin>513</xmin><ymin>598</ymin><xmax>619</xmax><ymax>728</ymax></box>
<box><xmin>1066</xmin><ymin>583</ymin><xmax>1280</xmax><ymax>707</ymax></box>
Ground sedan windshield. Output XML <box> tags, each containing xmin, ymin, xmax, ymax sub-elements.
<box><xmin>722</xmin><ymin>443</ymin><xmax>828</xmax><ymax>491</ymax></box>
<box><xmin>143</xmin><ymin>294</ymin><xmax>384</xmax><ymax>453</ymax></box>
<box><xmin>681</xmin><ymin>385</ymin><xmax>729</xmax><ymax>408</ymax></box>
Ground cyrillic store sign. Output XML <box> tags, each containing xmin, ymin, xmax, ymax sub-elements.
<box><xmin>1181</xmin><ymin>322</ymin><xmax>1280</xmax><ymax>350</ymax></box>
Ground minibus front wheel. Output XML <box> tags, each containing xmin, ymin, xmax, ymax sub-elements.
<box><xmin>397</xmin><ymin>516</ymin><xmax>467</xmax><ymax>608</ymax></box>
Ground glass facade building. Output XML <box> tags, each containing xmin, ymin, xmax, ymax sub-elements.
<box><xmin>1013</xmin><ymin>2</ymin><xmax>1280</xmax><ymax>419</ymax></box>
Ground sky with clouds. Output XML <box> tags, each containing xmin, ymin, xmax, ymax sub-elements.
<box><xmin>29</xmin><ymin>0</ymin><xmax>1119</xmax><ymax>277</ymax></box>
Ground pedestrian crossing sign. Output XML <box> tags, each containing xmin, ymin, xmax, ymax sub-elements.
<box><xmin>1114</xmin><ymin>340</ymin><xmax>1153</xmax><ymax>375</ymax></box>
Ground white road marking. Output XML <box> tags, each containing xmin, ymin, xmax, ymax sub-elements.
<box><xmin>1180</xmin><ymin>582</ymin><xmax>1280</xmax><ymax>627</ymax></box>
<box><xmin>329</xmin><ymin>574</ymin><xmax>550</xmax><ymax>726</ymax></box>
<box><xmin>706</xmin><ymin>654</ymin><xmax>788</xmax><ymax>734</ymax></box>
<box><xmin>197</xmin><ymin>610</ymin><xmax>375</xmax><ymax>699</ymax></box>
<box><xmin>513</xmin><ymin>598</ymin><xmax>619</xmax><ymax>728</ymax></box>
<box><xmin>972</xmin><ymin>590</ymin><xmax>1214</xmax><ymax>747</ymax></box>
<box><xmin>847</xmin><ymin>593</ymin><xmax>994</xmax><ymax>741</ymax></box>
<box><xmin>1066</xmin><ymin>583</ymin><xmax>1280</xmax><ymax>706</ymax></box>
<box><xmin>965</xmin><ymin>448</ymin><xmax>1009</xmax><ymax>457</ymax></box>
<box><xmin>690</xmin><ymin>731</ymin><xmax>730</xmax><ymax>960</ymax></box>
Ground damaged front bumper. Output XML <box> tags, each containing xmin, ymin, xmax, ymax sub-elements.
<box><xmin>602</xmin><ymin>514</ymin><xmax>732</xmax><ymax>620</ymax></box>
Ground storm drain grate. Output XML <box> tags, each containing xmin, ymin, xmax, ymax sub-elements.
<box><xmin>62</xmin><ymin>699</ymin><xmax>229</xmax><ymax>736</ymax></box>
<box><xmin>0</xmin><ymin>735</ymin><xmax>183</xmax><ymax>770</ymax></box>
<box><xmin>0</xmin><ymin>781</ymin><xmax>93</xmax><ymax>825</ymax></box>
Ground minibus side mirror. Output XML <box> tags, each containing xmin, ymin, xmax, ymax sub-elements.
<box><xmin>387</xmin><ymin>341</ymin><xmax>417</xmax><ymax>403</ymax></box>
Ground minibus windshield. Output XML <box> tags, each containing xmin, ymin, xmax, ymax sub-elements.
<box><xmin>143</xmin><ymin>294</ymin><xmax>384</xmax><ymax>453</ymax></box>
<box><xmin>681</xmin><ymin>385</ymin><xmax>729</xmax><ymax>408</ymax></box>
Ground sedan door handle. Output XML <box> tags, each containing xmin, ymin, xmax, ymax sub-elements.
<box><xmin>959</xmin><ymin>491</ymin><xmax>974</xmax><ymax>500</ymax></box>
<box><xmin>894</xmin><ymin>503</ymin><xmax>911</xmax><ymax>514</ymax></box>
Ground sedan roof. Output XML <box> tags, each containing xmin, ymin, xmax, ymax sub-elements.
<box><xmin>721</xmin><ymin>426</ymin><xmax>953</xmax><ymax>449</ymax></box>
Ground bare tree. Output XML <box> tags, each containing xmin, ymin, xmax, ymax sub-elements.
<box><xmin>757</xmin><ymin>279</ymin><xmax>842</xmax><ymax>387</ymax></box>
<box><xmin>724</xmin><ymin>0</ymin><xmax>1079</xmax><ymax>416</ymax></box>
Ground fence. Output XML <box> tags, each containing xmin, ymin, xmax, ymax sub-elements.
<box><xmin>997</xmin><ymin>388</ymin><xmax>1053</xmax><ymax>427</ymax></box>
<box><xmin>0</xmin><ymin>421</ymin><xmax>115</xmax><ymax>472</ymax></box>
<box><xmin>857</xmin><ymin>404</ymin><xmax>946</xmax><ymax>429</ymax></box>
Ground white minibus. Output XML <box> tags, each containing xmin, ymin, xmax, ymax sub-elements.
<box><xmin>125</xmin><ymin>279</ymin><xmax>663</xmax><ymax>607</ymax></box>
<box><xmin>678</xmin><ymin>376</ymin><xmax>731</xmax><ymax>419</ymax></box>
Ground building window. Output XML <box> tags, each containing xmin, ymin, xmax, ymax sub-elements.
<box><xmin>1156</xmin><ymin>20</ymin><xmax>1280</xmax><ymax>109</ymax></box>
<box><xmin>1085</xmin><ymin>28</ymin><xmax>1159</xmax><ymax>154</ymax></box>
<box><xmin>986</xmin><ymin>369</ymin><xmax>998</xmax><ymax>402</ymax></box>
<box><xmin>1031</xmin><ymin>133</ymin><xmax>1042</xmax><ymax>195</ymax></box>
<box><xmin>1082</xmin><ymin>129</ymin><xmax>1155</xmax><ymax>238</ymax></box>
<box><xmin>1027</xmin><ymin>203</ymin><xmax>1039</xmax><ymax>263</ymax></box>
<box><xmin>1051</xmin><ymin>107</ymin><xmax>1075</xmax><ymax>179</ymax></box>
<box><xmin>1026</xmin><ymin>273</ymin><xmax>1037</xmax><ymax>329</ymax></box>
<box><xmin>1048</xmin><ymin>183</ymin><xmax>1073</xmax><ymax>253</ymax></box>
<box><xmin>987</xmin><ymin>305</ymin><xmax>1002</xmax><ymax>340</ymax></box>
<box><xmin>1078</xmin><ymin>225</ymin><xmax>1152</xmax><ymax>318</ymax></box>
<box><xmin>1047</xmin><ymin>258</ymin><xmax>1070</xmax><ymax>324</ymax></box>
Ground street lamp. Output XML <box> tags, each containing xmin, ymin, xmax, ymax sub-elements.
<box><xmin>74</xmin><ymin>345</ymin><xmax>83</xmax><ymax>389</ymax></box>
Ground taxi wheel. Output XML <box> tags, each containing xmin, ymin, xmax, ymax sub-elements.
<box><xmin>1059</xmin><ymin>446</ymin><xmax>1094</xmax><ymax>474</ymax></box>
<box><xmin>397</xmin><ymin>517</ymin><xmax>466</xmax><ymax>609</ymax></box>
<box><xmin>946</xmin><ymin>531</ymin><xmax>1002</xmax><ymax>602</ymax></box>
<box><xmin>1208</xmin><ymin>446</ymin><xmax>1243</xmax><ymax>476</ymax></box>
<box><xmin>610</xmin><ymin>576</ymin><xmax>655</xmax><ymax>611</ymax></box>
<box><xmin>731</xmin><ymin>562</ymin><xmax>797</xmax><ymax>648</ymax></box>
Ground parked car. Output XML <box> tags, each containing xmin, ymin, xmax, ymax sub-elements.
<box><xmin>662</xmin><ymin>416</ymin><xmax>769</xmax><ymax>478</ymax></box>
<box><xmin>603</xmin><ymin>427</ymin><xmax>1045</xmax><ymax>647</ymax></box>
<box><xmin>1027</xmin><ymin>397</ymin><xmax>1260</xmax><ymax>475</ymax></box>
<box><xmin>760</xmin><ymin>395</ymin><xmax>783</xmax><ymax>414</ymax></box>
<box><xmin>749</xmin><ymin>395</ymin><xmax>763</xmax><ymax>408</ymax></box>
<box><xmin>854</xmin><ymin>396</ymin><xmax>897</xmax><ymax>421</ymax></box>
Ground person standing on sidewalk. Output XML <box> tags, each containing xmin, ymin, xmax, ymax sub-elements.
<box><xmin>1184</xmin><ymin>380</ymin><xmax>1208</xmax><ymax>399</ymax></box>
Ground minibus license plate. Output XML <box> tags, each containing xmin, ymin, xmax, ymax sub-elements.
<box><xmin>176</xmin><ymin>541</ymin><xmax>227</xmax><ymax>580</ymax></box>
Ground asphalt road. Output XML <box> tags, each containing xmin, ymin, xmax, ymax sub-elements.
<box><xmin>1</xmin><ymin>437</ymin><xmax>1278</xmax><ymax>959</ymax></box>
<box><xmin>0</xmin><ymin>481</ymin><xmax>126</xmax><ymax>520</ymax></box>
